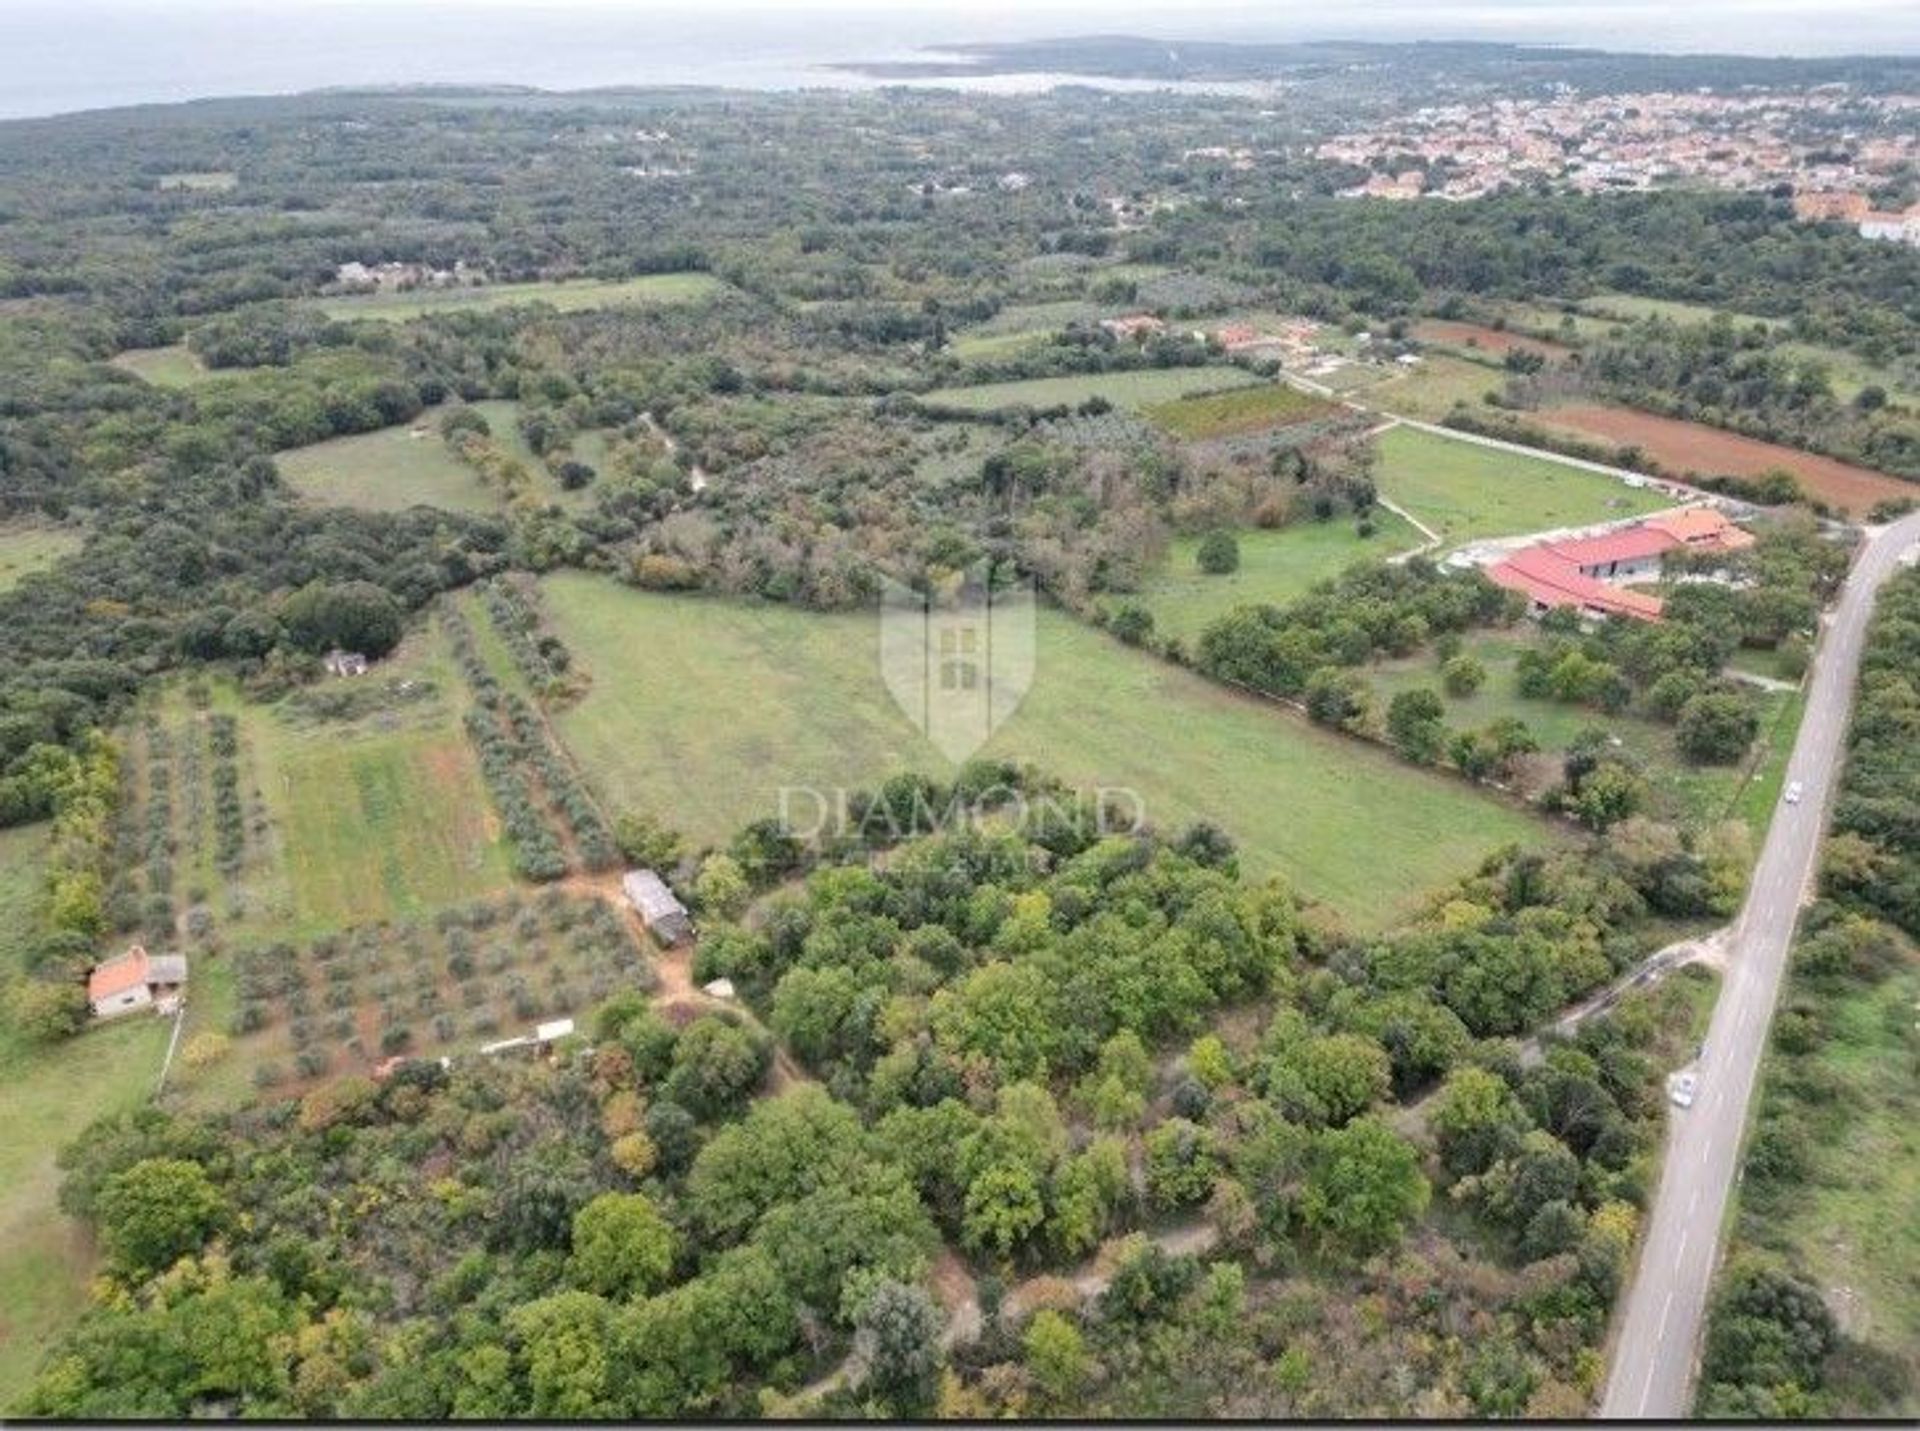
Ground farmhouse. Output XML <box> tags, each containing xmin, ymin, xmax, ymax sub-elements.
<box><xmin>87</xmin><ymin>944</ymin><xmax>188</xmax><ymax>1020</ymax></box>
<box><xmin>1487</xmin><ymin>506</ymin><xmax>1753</xmax><ymax>622</ymax></box>
<box><xmin>1100</xmin><ymin>314</ymin><xmax>1165</xmax><ymax>342</ymax></box>
<box><xmin>623</xmin><ymin>868</ymin><xmax>694</xmax><ymax>945</ymax></box>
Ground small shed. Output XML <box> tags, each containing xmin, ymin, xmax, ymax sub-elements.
<box><xmin>622</xmin><ymin>868</ymin><xmax>694</xmax><ymax>946</ymax></box>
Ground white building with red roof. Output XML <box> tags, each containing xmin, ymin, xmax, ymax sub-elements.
<box><xmin>1486</xmin><ymin>506</ymin><xmax>1752</xmax><ymax>623</ymax></box>
<box><xmin>87</xmin><ymin>944</ymin><xmax>188</xmax><ymax>1020</ymax></box>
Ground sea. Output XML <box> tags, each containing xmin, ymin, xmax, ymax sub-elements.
<box><xmin>2</xmin><ymin>1</ymin><xmax>1916</xmax><ymax>121</ymax></box>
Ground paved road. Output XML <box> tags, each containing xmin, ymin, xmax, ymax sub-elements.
<box><xmin>1601</xmin><ymin>510</ymin><xmax>1920</xmax><ymax>1418</ymax></box>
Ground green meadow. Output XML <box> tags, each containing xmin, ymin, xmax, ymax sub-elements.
<box><xmin>540</xmin><ymin>573</ymin><xmax>1558</xmax><ymax>930</ymax></box>
<box><xmin>920</xmin><ymin>366</ymin><xmax>1260</xmax><ymax>414</ymax></box>
<box><xmin>1373</xmin><ymin>424</ymin><xmax>1668</xmax><ymax>545</ymax></box>
<box><xmin>1132</xmin><ymin>515</ymin><xmax>1425</xmax><ymax>647</ymax></box>
<box><xmin>313</xmin><ymin>271</ymin><xmax>726</xmax><ymax>322</ymax></box>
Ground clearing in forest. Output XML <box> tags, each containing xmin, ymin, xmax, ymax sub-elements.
<box><xmin>312</xmin><ymin>272</ymin><xmax>727</xmax><ymax>322</ymax></box>
<box><xmin>0</xmin><ymin>525</ymin><xmax>82</xmax><ymax>594</ymax></box>
<box><xmin>920</xmin><ymin>366</ymin><xmax>1260</xmax><ymax>414</ymax></box>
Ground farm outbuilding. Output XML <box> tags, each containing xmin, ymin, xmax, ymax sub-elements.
<box><xmin>622</xmin><ymin>868</ymin><xmax>694</xmax><ymax>946</ymax></box>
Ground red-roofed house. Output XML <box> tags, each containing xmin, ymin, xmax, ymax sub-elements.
<box><xmin>1489</xmin><ymin>547</ymin><xmax>1666</xmax><ymax>623</ymax></box>
<box><xmin>87</xmin><ymin>944</ymin><xmax>188</xmax><ymax>1020</ymax></box>
<box><xmin>1644</xmin><ymin>507</ymin><xmax>1759</xmax><ymax>552</ymax></box>
<box><xmin>1487</xmin><ymin>506</ymin><xmax>1751</xmax><ymax>622</ymax></box>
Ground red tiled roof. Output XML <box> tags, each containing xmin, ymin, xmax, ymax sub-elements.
<box><xmin>1645</xmin><ymin>507</ymin><xmax>1756</xmax><ymax>549</ymax></box>
<box><xmin>1544</xmin><ymin>525</ymin><xmax>1677</xmax><ymax>569</ymax></box>
<box><xmin>87</xmin><ymin>945</ymin><xmax>151</xmax><ymax>1001</ymax></box>
<box><xmin>1489</xmin><ymin>547</ymin><xmax>1665</xmax><ymax>621</ymax></box>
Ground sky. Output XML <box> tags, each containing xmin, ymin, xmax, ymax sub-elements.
<box><xmin>1</xmin><ymin>1</ymin><xmax>1915</xmax><ymax>120</ymax></box>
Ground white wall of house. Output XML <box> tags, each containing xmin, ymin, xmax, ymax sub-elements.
<box><xmin>91</xmin><ymin>984</ymin><xmax>153</xmax><ymax>1020</ymax></box>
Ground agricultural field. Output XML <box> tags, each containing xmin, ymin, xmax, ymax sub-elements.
<box><xmin>919</xmin><ymin>365</ymin><xmax>1259</xmax><ymax>414</ymax></box>
<box><xmin>1493</xmin><ymin>301</ymin><xmax>1624</xmax><ymax>343</ymax></box>
<box><xmin>1582</xmin><ymin>292</ymin><xmax>1770</xmax><ymax>328</ymax></box>
<box><xmin>540</xmin><ymin>572</ymin><xmax>1559</xmax><ymax>929</ymax></box>
<box><xmin>1365</xmin><ymin>629</ymin><xmax>1796</xmax><ymax>829</ymax></box>
<box><xmin>312</xmin><ymin>271</ymin><xmax>726</xmax><ymax>322</ymax></box>
<box><xmin>248</xmin><ymin>633</ymin><xmax>514</xmax><ymax>932</ymax></box>
<box><xmin>1366</xmin><ymin>352</ymin><xmax>1506</xmax><ymax>419</ymax></box>
<box><xmin>0</xmin><ymin>524</ymin><xmax>82</xmax><ymax>594</ymax></box>
<box><xmin>226</xmin><ymin>891</ymin><xmax>651</xmax><ymax>1095</ymax></box>
<box><xmin>108</xmin><ymin>344</ymin><xmax>215</xmax><ymax>387</ymax></box>
<box><xmin>1411</xmin><ymin>320</ymin><xmax>1573</xmax><ymax>362</ymax></box>
<box><xmin>946</xmin><ymin>300</ymin><xmax>1104</xmax><ymax>360</ymax></box>
<box><xmin>1535</xmin><ymin>403</ymin><xmax>1916</xmax><ymax>515</ymax></box>
<box><xmin>1373</xmin><ymin>423</ymin><xmax>1669</xmax><ymax>544</ymax></box>
<box><xmin>1131</xmin><ymin>513</ymin><xmax>1425</xmax><ymax>646</ymax></box>
<box><xmin>1144</xmin><ymin>382</ymin><xmax>1333</xmax><ymax>439</ymax></box>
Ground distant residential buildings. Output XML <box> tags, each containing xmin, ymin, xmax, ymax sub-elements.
<box><xmin>1319</xmin><ymin>90</ymin><xmax>1919</xmax><ymax>209</ymax></box>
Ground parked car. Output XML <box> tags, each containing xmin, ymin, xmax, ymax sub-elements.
<box><xmin>1667</xmin><ymin>1071</ymin><xmax>1699</xmax><ymax>1109</ymax></box>
<box><xmin>1784</xmin><ymin>780</ymin><xmax>1804</xmax><ymax>805</ymax></box>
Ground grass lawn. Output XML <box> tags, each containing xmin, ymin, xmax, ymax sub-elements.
<box><xmin>1365</xmin><ymin>628</ymin><xmax>1793</xmax><ymax>831</ymax></box>
<box><xmin>540</xmin><ymin>574</ymin><xmax>1558</xmax><ymax>929</ymax></box>
<box><xmin>921</xmin><ymin>366</ymin><xmax>1259</xmax><ymax>414</ymax></box>
<box><xmin>108</xmin><ymin>344</ymin><xmax>215</xmax><ymax>388</ymax></box>
<box><xmin>245</xmin><ymin>621</ymin><xmax>514</xmax><ymax>931</ymax></box>
<box><xmin>313</xmin><ymin>272</ymin><xmax>726</xmax><ymax>322</ymax></box>
<box><xmin>1132</xmin><ymin>514</ymin><xmax>1424</xmax><ymax>647</ymax></box>
<box><xmin>1144</xmin><ymin>383</ymin><xmax>1331</xmax><ymax>439</ymax></box>
<box><xmin>1366</xmin><ymin>353</ymin><xmax>1505</xmax><ymax>421</ymax></box>
<box><xmin>0</xmin><ymin>525</ymin><xmax>81</xmax><ymax>595</ymax></box>
<box><xmin>1373</xmin><ymin>425</ymin><xmax>1669</xmax><ymax>545</ymax></box>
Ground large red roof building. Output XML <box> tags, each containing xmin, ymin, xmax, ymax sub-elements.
<box><xmin>1486</xmin><ymin>506</ymin><xmax>1752</xmax><ymax>623</ymax></box>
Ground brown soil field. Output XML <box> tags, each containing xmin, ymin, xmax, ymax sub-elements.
<box><xmin>1538</xmin><ymin>403</ymin><xmax>1916</xmax><ymax>515</ymax></box>
<box><xmin>1413</xmin><ymin>320</ymin><xmax>1573</xmax><ymax>361</ymax></box>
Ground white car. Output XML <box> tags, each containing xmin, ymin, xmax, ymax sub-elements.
<box><xmin>1667</xmin><ymin>1071</ymin><xmax>1699</xmax><ymax>1109</ymax></box>
<box><xmin>1784</xmin><ymin>780</ymin><xmax>1804</xmax><ymax>805</ymax></box>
